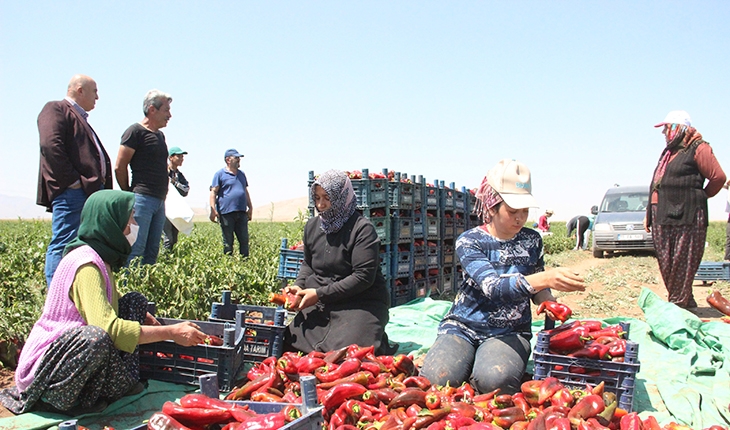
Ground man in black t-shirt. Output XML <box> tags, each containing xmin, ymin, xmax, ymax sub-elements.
<box><xmin>114</xmin><ymin>89</ymin><xmax>172</xmax><ymax>265</ymax></box>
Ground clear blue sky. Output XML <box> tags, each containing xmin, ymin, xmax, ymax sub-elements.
<box><xmin>2</xmin><ymin>1</ymin><xmax>730</xmax><ymax>221</ymax></box>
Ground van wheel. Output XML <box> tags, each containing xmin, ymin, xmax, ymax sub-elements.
<box><xmin>593</xmin><ymin>248</ymin><xmax>604</xmax><ymax>258</ymax></box>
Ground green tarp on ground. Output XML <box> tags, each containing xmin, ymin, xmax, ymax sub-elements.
<box><xmin>1</xmin><ymin>289</ymin><xmax>729</xmax><ymax>429</ymax></box>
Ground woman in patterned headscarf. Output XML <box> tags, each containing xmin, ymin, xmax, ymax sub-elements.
<box><xmin>420</xmin><ymin>159</ymin><xmax>585</xmax><ymax>395</ymax></box>
<box><xmin>283</xmin><ymin>170</ymin><xmax>397</xmax><ymax>355</ymax></box>
<box><xmin>645</xmin><ymin>111</ymin><xmax>726</xmax><ymax>309</ymax></box>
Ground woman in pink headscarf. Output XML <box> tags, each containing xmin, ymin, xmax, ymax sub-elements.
<box><xmin>645</xmin><ymin>111</ymin><xmax>726</xmax><ymax>309</ymax></box>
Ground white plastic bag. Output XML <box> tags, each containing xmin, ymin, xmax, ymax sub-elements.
<box><xmin>165</xmin><ymin>182</ymin><xmax>194</xmax><ymax>235</ymax></box>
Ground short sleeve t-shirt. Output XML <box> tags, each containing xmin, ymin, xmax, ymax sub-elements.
<box><xmin>120</xmin><ymin>123</ymin><xmax>169</xmax><ymax>199</ymax></box>
<box><xmin>211</xmin><ymin>168</ymin><xmax>249</xmax><ymax>215</ymax></box>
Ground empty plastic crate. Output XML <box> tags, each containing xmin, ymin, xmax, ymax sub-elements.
<box><xmin>532</xmin><ymin>322</ymin><xmax>640</xmax><ymax>412</ymax></box>
<box><xmin>695</xmin><ymin>261</ymin><xmax>730</xmax><ymax>283</ymax></box>
<box><xmin>278</xmin><ymin>238</ymin><xmax>305</xmax><ymax>280</ymax></box>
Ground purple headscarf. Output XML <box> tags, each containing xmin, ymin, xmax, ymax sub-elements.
<box><xmin>313</xmin><ymin>170</ymin><xmax>357</xmax><ymax>234</ymax></box>
<box><xmin>473</xmin><ymin>175</ymin><xmax>503</xmax><ymax>224</ymax></box>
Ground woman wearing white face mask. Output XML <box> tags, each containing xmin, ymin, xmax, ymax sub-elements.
<box><xmin>0</xmin><ymin>190</ymin><xmax>207</xmax><ymax>415</ymax></box>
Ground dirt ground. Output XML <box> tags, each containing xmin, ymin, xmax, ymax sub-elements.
<box><xmin>0</xmin><ymin>250</ymin><xmax>726</xmax><ymax>418</ymax></box>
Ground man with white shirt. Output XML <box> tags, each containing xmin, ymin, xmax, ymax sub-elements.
<box><xmin>37</xmin><ymin>74</ymin><xmax>112</xmax><ymax>286</ymax></box>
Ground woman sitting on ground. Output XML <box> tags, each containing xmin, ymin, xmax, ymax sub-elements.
<box><xmin>283</xmin><ymin>169</ymin><xmax>397</xmax><ymax>356</ymax></box>
<box><xmin>420</xmin><ymin>159</ymin><xmax>586</xmax><ymax>395</ymax></box>
<box><xmin>0</xmin><ymin>190</ymin><xmax>206</xmax><ymax>415</ymax></box>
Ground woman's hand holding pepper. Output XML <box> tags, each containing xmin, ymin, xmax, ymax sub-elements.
<box><xmin>171</xmin><ymin>321</ymin><xmax>207</xmax><ymax>347</ymax></box>
<box><xmin>527</xmin><ymin>268</ymin><xmax>586</xmax><ymax>293</ymax></box>
<box><xmin>294</xmin><ymin>288</ymin><xmax>319</xmax><ymax>310</ymax></box>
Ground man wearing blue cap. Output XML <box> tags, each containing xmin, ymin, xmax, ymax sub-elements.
<box><xmin>209</xmin><ymin>149</ymin><xmax>253</xmax><ymax>256</ymax></box>
<box><xmin>163</xmin><ymin>146</ymin><xmax>189</xmax><ymax>251</ymax></box>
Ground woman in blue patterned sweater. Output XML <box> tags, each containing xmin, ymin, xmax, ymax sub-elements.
<box><xmin>421</xmin><ymin>159</ymin><xmax>586</xmax><ymax>394</ymax></box>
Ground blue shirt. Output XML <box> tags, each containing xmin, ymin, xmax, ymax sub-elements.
<box><xmin>211</xmin><ymin>168</ymin><xmax>249</xmax><ymax>215</ymax></box>
<box><xmin>439</xmin><ymin>226</ymin><xmax>545</xmax><ymax>342</ymax></box>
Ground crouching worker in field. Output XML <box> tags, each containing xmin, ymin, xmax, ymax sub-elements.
<box><xmin>0</xmin><ymin>190</ymin><xmax>207</xmax><ymax>415</ymax></box>
<box><xmin>282</xmin><ymin>169</ymin><xmax>398</xmax><ymax>356</ymax></box>
<box><xmin>420</xmin><ymin>159</ymin><xmax>586</xmax><ymax>394</ymax></box>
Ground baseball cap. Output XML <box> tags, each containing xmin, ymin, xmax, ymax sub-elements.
<box><xmin>654</xmin><ymin>110</ymin><xmax>692</xmax><ymax>128</ymax></box>
<box><xmin>168</xmin><ymin>146</ymin><xmax>187</xmax><ymax>157</ymax></box>
<box><xmin>224</xmin><ymin>149</ymin><xmax>243</xmax><ymax>158</ymax></box>
<box><xmin>486</xmin><ymin>159</ymin><xmax>539</xmax><ymax>209</ymax></box>
<box><xmin>546</xmin><ymin>209</ymin><xmax>554</xmax><ymax>215</ymax></box>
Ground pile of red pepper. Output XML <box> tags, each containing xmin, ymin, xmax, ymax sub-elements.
<box><xmin>146</xmin><ymin>393</ymin><xmax>302</xmax><ymax>429</ymax></box>
<box><xmin>142</xmin><ymin>343</ymin><xmax>727</xmax><ymax>430</ymax></box>
<box><xmin>544</xmin><ymin>320</ymin><xmax>630</xmax><ymax>368</ymax></box>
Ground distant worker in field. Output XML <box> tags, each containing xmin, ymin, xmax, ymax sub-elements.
<box><xmin>282</xmin><ymin>169</ymin><xmax>397</xmax><ymax>356</ymax></box>
<box><xmin>115</xmin><ymin>89</ymin><xmax>173</xmax><ymax>266</ymax></box>
<box><xmin>37</xmin><ymin>74</ymin><xmax>112</xmax><ymax>287</ymax></box>
<box><xmin>645</xmin><ymin>110</ymin><xmax>726</xmax><ymax>310</ymax></box>
<box><xmin>566</xmin><ymin>214</ymin><xmax>591</xmax><ymax>250</ymax></box>
<box><xmin>209</xmin><ymin>149</ymin><xmax>253</xmax><ymax>257</ymax></box>
<box><xmin>537</xmin><ymin>209</ymin><xmax>553</xmax><ymax>232</ymax></box>
<box><xmin>162</xmin><ymin>146</ymin><xmax>189</xmax><ymax>251</ymax></box>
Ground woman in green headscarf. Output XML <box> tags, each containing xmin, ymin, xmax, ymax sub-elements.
<box><xmin>0</xmin><ymin>190</ymin><xmax>207</xmax><ymax>415</ymax></box>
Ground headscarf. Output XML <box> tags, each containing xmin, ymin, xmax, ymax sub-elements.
<box><xmin>652</xmin><ymin>124</ymin><xmax>704</xmax><ymax>188</ymax></box>
<box><xmin>473</xmin><ymin>175</ymin><xmax>503</xmax><ymax>224</ymax></box>
<box><xmin>313</xmin><ymin>169</ymin><xmax>357</xmax><ymax>234</ymax></box>
<box><xmin>64</xmin><ymin>190</ymin><xmax>135</xmax><ymax>270</ymax></box>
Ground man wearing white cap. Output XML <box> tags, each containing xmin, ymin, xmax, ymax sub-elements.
<box><xmin>645</xmin><ymin>110</ymin><xmax>726</xmax><ymax>310</ymax></box>
<box><xmin>421</xmin><ymin>159</ymin><xmax>586</xmax><ymax>395</ymax></box>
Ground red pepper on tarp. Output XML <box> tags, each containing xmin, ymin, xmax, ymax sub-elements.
<box><xmin>161</xmin><ymin>401</ymin><xmax>232</xmax><ymax>427</ymax></box>
<box><xmin>318</xmin><ymin>370</ymin><xmax>371</xmax><ymax>390</ymax></box>
<box><xmin>277</xmin><ymin>353</ymin><xmax>301</xmax><ymax>374</ymax></box>
<box><xmin>393</xmin><ymin>354</ymin><xmax>416</xmax><ymax>376</ymax></box>
<box><xmin>347</xmin><ymin>344</ymin><xmax>375</xmax><ymax>360</ymax></box>
<box><xmin>491</xmin><ymin>406</ymin><xmax>526</xmax><ymax>428</ymax></box>
<box><xmin>550</xmin><ymin>387</ymin><xmax>574</xmax><ymax>409</ymax></box>
<box><xmin>147</xmin><ymin>412</ymin><xmax>194</xmax><ymax>430</ymax></box>
<box><xmin>520</xmin><ymin>380</ymin><xmax>541</xmax><ymax>406</ymax></box>
<box><xmin>410</xmin><ymin>406</ymin><xmax>452</xmax><ymax>430</ymax></box>
<box><xmin>247</xmin><ymin>356</ymin><xmax>276</xmax><ymax>381</ymax></box>
<box><xmin>424</xmin><ymin>392</ymin><xmax>441</xmax><ymax>410</ymax></box>
<box><xmin>618</xmin><ymin>412</ymin><xmax>642</xmax><ymax>430</ymax></box>
<box><xmin>322</xmin><ymin>382</ymin><xmax>369</xmax><ymax>410</ymax></box>
<box><xmin>316</xmin><ymin>358</ymin><xmax>362</xmax><ymax>383</ymax></box>
<box><xmin>537</xmin><ymin>301</ymin><xmax>573</xmax><ymax>322</ymax></box>
<box><xmin>403</xmin><ymin>375</ymin><xmax>433</xmax><ymax>391</ymax></box>
<box><xmin>388</xmin><ymin>387</ymin><xmax>429</xmax><ymax>409</ymax></box>
<box><xmin>363</xmin><ymin>387</ymin><xmax>398</xmax><ymax>406</ymax></box>
<box><xmin>546</xmin><ymin>415</ymin><xmax>572</xmax><ymax>430</ymax></box>
<box><xmin>446</xmin><ymin>402</ymin><xmax>486</xmax><ymax>421</ymax></box>
<box><xmin>361</xmin><ymin>360</ymin><xmax>387</xmax><ymax>377</ymax></box>
<box><xmin>707</xmin><ymin>290</ymin><xmax>730</xmax><ymax>317</ymax></box>
<box><xmin>511</xmin><ymin>392</ymin><xmax>530</xmax><ymax>415</ymax></box>
<box><xmin>473</xmin><ymin>388</ymin><xmax>501</xmax><ymax>404</ymax></box>
<box><xmin>568</xmin><ymin>394</ymin><xmax>605</xmax><ymax>427</ymax></box>
<box><xmin>296</xmin><ymin>356</ymin><xmax>328</xmax><ymax>374</ymax></box>
<box><xmin>454</xmin><ymin>382</ymin><xmax>476</xmax><ymax>402</ymax></box>
<box><xmin>538</xmin><ymin>377</ymin><xmax>562</xmax><ymax>405</ymax></box>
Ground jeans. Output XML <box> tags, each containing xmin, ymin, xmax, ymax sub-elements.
<box><xmin>127</xmin><ymin>193</ymin><xmax>166</xmax><ymax>266</ymax></box>
<box><xmin>162</xmin><ymin>219</ymin><xmax>178</xmax><ymax>251</ymax></box>
<box><xmin>219</xmin><ymin>211</ymin><xmax>249</xmax><ymax>256</ymax></box>
<box><xmin>420</xmin><ymin>332</ymin><xmax>531</xmax><ymax>395</ymax></box>
<box><xmin>45</xmin><ymin>188</ymin><xmax>87</xmax><ymax>286</ymax></box>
